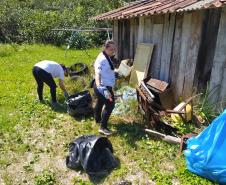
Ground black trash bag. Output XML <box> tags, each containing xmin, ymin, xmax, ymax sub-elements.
<box><xmin>66</xmin><ymin>135</ymin><xmax>118</xmax><ymax>175</ymax></box>
<box><xmin>66</xmin><ymin>91</ymin><xmax>93</xmax><ymax>116</ymax></box>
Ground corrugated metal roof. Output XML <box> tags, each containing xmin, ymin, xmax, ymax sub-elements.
<box><xmin>91</xmin><ymin>0</ymin><xmax>226</xmax><ymax>20</ymax></box>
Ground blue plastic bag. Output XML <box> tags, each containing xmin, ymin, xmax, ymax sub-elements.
<box><xmin>185</xmin><ymin>109</ymin><xmax>226</xmax><ymax>184</ymax></box>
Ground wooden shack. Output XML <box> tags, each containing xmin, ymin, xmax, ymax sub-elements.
<box><xmin>92</xmin><ymin>0</ymin><xmax>226</xmax><ymax>107</ymax></box>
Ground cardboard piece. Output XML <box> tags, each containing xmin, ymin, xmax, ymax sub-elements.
<box><xmin>129</xmin><ymin>43</ymin><xmax>154</xmax><ymax>86</ymax></box>
<box><xmin>146</xmin><ymin>78</ymin><xmax>169</xmax><ymax>92</ymax></box>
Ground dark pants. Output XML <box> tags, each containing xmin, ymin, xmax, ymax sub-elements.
<box><xmin>32</xmin><ymin>66</ymin><xmax>57</xmax><ymax>102</ymax></box>
<box><xmin>94</xmin><ymin>86</ymin><xmax>115</xmax><ymax>129</ymax></box>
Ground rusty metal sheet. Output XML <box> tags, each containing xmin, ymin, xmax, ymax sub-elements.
<box><xmin>91</xmin><ymin>0</ymin><xmax>226</xmax><ymax>21</ymax></box>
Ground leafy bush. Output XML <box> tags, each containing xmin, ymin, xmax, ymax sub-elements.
<box><xmin>0</xmin><ymin>0</ymin><xmax>134</xmax><ymax>47</ymax></box>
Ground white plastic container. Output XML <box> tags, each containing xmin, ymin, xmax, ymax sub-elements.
<box><xmin>117</xmin><ymin>60</ymin><xmax>132</xmax><ymax>77</ymax></box>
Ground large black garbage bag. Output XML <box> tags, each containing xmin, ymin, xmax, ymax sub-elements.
<box><xmin>66</xmin><ymin>135</ymin><xmax>118</xmax><ymax>175</ymax></box>
<box><xmin>66</xmin><ymin>91</ymin><xmax>93</xmax><ymax>116</ymax></box>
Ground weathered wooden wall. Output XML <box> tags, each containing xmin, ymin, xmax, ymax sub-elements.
<box><xmin>113</xmin><ymin>7</ymin><xmax>226</xmax><ymax>107</ymax></box>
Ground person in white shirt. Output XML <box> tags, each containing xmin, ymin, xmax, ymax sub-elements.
<box><xmin>94</xmin><ymin>40</ymin><xmax>117</xmax><ymax>136</ymax></box>
<box><xmin>32</xmin><ymin>60</ymin><xmax>69</xmax><ymax>106</ymax></box>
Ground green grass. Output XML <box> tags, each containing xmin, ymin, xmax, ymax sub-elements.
<box><xmin>0</xmin><ymin>44</ymin><xmax>216</xmax><ymax>185</ymax></box>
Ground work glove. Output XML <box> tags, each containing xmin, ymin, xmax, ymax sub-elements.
<box><xmin>97</xmin><ymin>86</ymin><xmax>113</xmax><ymax>102</ymax></box>
<box><xmin>64</xmin><ymin>91</ymin><xmax>69</xmax><ymax>98</ymax></box>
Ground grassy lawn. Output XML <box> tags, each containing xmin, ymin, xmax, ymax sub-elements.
<box><xmin>0</xmin><ymin>44</ymin><xmax>215</xmax><ymax>185</ymax></box>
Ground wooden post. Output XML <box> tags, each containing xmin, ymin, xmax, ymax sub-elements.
<box><xmin>209</xmin><ymin>7</ymin><xmax>226</xmax><ymax>106</ymax></box>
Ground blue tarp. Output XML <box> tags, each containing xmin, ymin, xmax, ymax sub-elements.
<box><xmin>185</xmin><ymin>109</ymin><xmax>226</xmax><ymax>184</ymax></box>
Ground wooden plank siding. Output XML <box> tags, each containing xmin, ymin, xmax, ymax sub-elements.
<box><xmin>209</xmin><ymin>7</ymin><xmax>226</xmax><ymax>107</ymax></box>
<box><xmin>138</xmin><ymin>16</ymin><xmax>145</xmax><ymax>43</ymax></box>
<box><xmin>169</xmin><ymin>14</ymin><xmax>183</xmax><ymax>101</ymax></box>
<box><xmin>160</xmin><ymin>14</ymin><xmax>176</xmax><ymax>82</ymax></box>
<box><xmin>182</xmin><ymin>11</ymin><xmax>204</xmax><ymax>99</ymax></box>
<box><xmin>150</xmin><ymin>15</ymin><xmax>164</xmax><ymax>79</ymax></box>
<box><xmin>144</xmin><ymin>17</ymin><xmax>153</xmax><ymax>43</ymax></box>
<box><xmin>194</xmin><ymin>9</ymin><xmax>221</xmax><ymax>92</ymax></box>
<box><xmin>113</xmin><ymin>20</ymin><xmax>119</xmax><ymax>59</ymax></box>
<box><xmin>130</xmin><ymin>19</ymin><xmax>135</xmax><ymax>59</ymax></box>
<box><xmin>175</xmin><ymin>12</ymin><xmax>193</xmax><ymax>100</ymax></box>
<box><xmin>113</xmin><ymin>8</ymin><xmax>226</xmax><ymax>107</ymax></box>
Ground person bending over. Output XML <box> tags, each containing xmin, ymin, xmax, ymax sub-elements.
<box><xmin>32</xmin><ymin>60</ymin><xmax>69</xmax><ymax>106</ymax></box>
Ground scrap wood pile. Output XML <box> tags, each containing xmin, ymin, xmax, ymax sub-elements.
<box><xmin>116</xmin><ymin>43</ymin><xmax>208</xmax><ymax>144</ymax></box>
<box><xmin>116</xmin><ymin>44</ymin><xmax>226</xmax><ymax>185</ymax></box>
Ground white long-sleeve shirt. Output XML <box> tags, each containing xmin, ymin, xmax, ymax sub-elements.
<box><xmin>94</xmin><ymin>52</ymin><xmax>115</xmax><ymax>87</ymax></box>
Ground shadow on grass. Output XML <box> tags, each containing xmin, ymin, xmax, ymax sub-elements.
<box><xmin>88</xmin><ymin>157</ymin><xmax>120</xmax><ymax>184</ymax></box>
<box><xmin>70</xmin><ymin>159</ymin><xmax>120</xmax><ymax>184</ymax></box>
<box><xmin>68</xmin><ymin>152</ymin><xmax>120</xmax><ymax>184</ymax></box>
<box><xmin>113</xmin><ymin>121</ymin><xmax>145</xmax><ymax>148</ymax></box>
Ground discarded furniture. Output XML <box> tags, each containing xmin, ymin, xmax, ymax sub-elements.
<box><xmin>136</xmin><ymin>76</ymin><xmax>194</xmax><ymax>129</ymax></box>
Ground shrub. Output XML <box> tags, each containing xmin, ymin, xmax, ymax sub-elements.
<box><xmin>0</xmin><ymin>0</ymin><xmax>133</xmax><ymax>46</ymax></box>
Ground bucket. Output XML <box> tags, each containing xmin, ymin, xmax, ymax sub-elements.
<box><xmin>118</xmin><ymin>60</ymin><xmax>132</xmax><ymax>77</ymax></box>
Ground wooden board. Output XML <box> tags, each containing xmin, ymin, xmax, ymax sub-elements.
<box><xmin>183</xmin><ymin>11</ymin><xmax>204</xmax><ymax>98</ymax></box>
<box><xmin>130</xmin><ymin>19</ymin><xmax>135</xmax><ymax>59</ymax></box>
<box><xmin>176</xmin><ymin>13</ymin><xmax>192</xmax><ymax>100</ymax></box>
<box><xmin>210</xmin><ymin>7</ymin><xmax>226</xmax><ymax>105</ymax></box>
<box><xmin>160</xmin><ymin>14</ymin><xmax>176</xmax><ymax>82</ymax></box>
<box><xmin>129</xmin><ymin>43</ymin><xmax>154</xmax><ymax>85</ymax></box>
<box><xmin>146</xmin><ymin>78</ymin><xmax>169</xmax><ymax>92</ymax></box>
<box><xmin>144</xmin><ymin>17</ymin><xmax>153</xmax><ymax>43</ymax></box>
<box><xmin>134</xmin><ymin>18</ymin><xmax>139</xmax><ymax>55</ymax></box>
<box><xmin>150</xmin><ymin>16</ymin><xmax>164</xmax><ymax>79</ymax></box>
<box><xmin>113</xmin><ymin>20</ymin><xmax>119</xmax><ymax>59</ymax></box>
<box><xmin>138</xmin><ymin>16</ymin><xmax>145</xmax><ymax>43</ymax></box>
<box><xmin>169</xmin><ymin>14</ymin><xmax>183</xmax><ymax>102</ymax></box>
<box><xmin>118</xmin><ymin>21</ymin><xmax>123</xmax><ymax>61</ymax></box>
<box><xmin>130</xmin><ymin>70</ymin><xmax>146</xmax><ymax>86</ymax></box>
<box><xmin>193</xmin><ymin>9</ymin><xmax>221</xmax><ymax>91</ymax></box>
<box><xmin>220</xmin><ymin>63</ymin><xmax>226</xmax><ymax>106</ymax></box>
